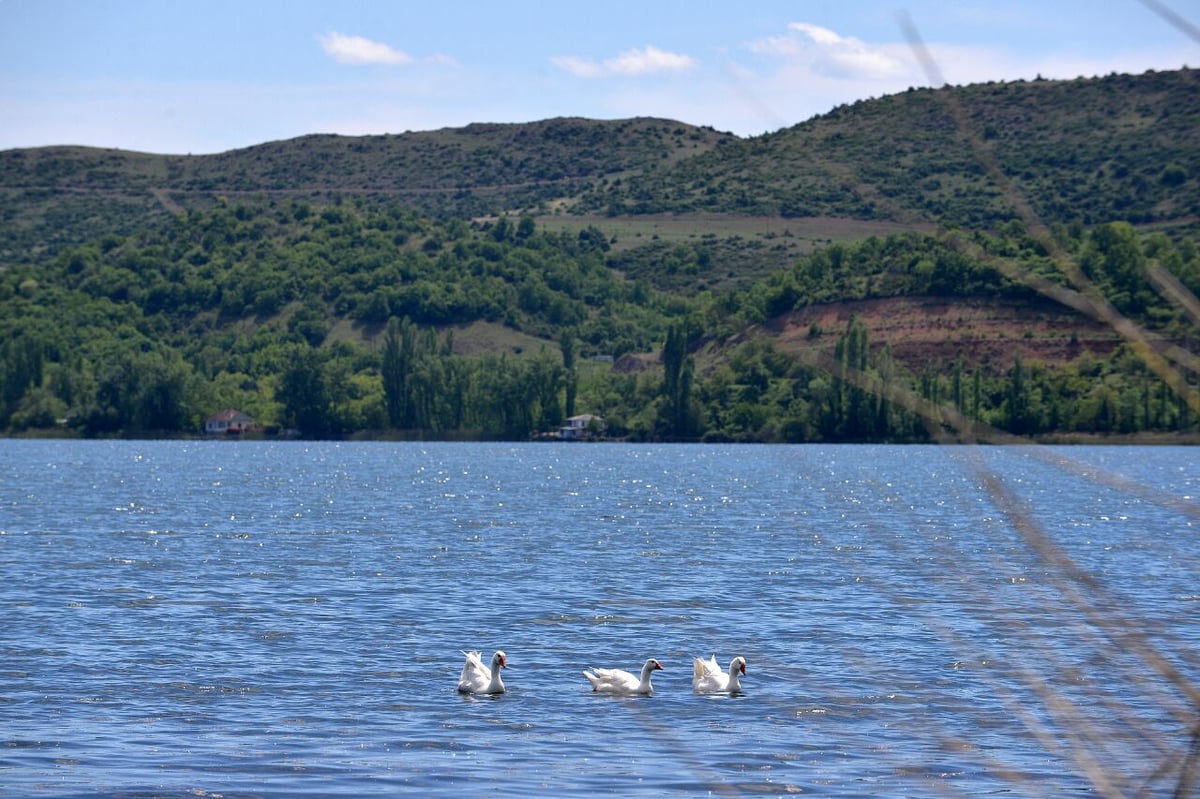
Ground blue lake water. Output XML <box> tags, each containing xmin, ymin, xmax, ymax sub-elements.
<box><xmin>1</xmin><ymin>440</ymin><xmax>1197</xmax><ymax>797</ymax></box>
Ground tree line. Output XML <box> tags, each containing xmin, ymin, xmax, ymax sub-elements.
<box><xmin>1</xmin><ymin>197</ymin><xmax>1197</xmax><ymax>441</ymax></box>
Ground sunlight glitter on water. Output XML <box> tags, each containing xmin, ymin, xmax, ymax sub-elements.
<box><xmin>0</xmin><ymin>440</ymin><xmax>1196</xmax><ymax>797</ymax></box>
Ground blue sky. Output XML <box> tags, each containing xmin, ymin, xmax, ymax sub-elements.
<box><xmin>1</xmin><ymin>0</ymin><xmax>1195</xmax><ymax>154</ymax></box>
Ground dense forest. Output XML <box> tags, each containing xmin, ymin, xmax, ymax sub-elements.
<box><xmin>1</xmin><ymin>69</ymin><xmax>1198</xmax><ymax>442</ymax></box>
<box><xmin>2</xmin><ymin>199</ymin><xmax>1197</xmax><ymax>441</ymax></box>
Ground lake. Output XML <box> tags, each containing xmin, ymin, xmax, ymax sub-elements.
<box><xmin>1</xmin><ymin>440</ymin><xmax>1197</xmax><ymax>797</ymax></box>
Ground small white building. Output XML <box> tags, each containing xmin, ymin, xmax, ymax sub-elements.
<box><xmin>560</xmin><ymin>414</ymin><xmax>604</xmax><ymax>440</ymax></box>
<box><xmin>205</xmin><ymin>409</ymin><xmax>255</xmax><ymax>435</ymax></box>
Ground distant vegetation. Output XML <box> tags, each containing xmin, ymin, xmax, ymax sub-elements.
<box><xmin>576</xmin><ymin>69</ymin><xmax>1200</xmax><ymax>227</ymax></box>
<box><xmin>1</xmin><ymin>69</ymin><xmax>1197</xmax><ymax>441</ymax></box>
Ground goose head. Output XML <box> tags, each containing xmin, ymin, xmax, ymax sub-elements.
<box><xmin>492</xmin><ymin>651</ymin><xmax>507</xmax><ymax>671</ymax></box>
<box><xmin>641</xmin><ymin>658</ymin><xmax>664</xmax><ymax>678</ymax></box>
<box><xmin>725</xmin><ymin>656</ymin><xmax>747</xmax><ymax>694</ymax></box>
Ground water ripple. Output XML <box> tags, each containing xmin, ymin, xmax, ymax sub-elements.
<box><xmin>0</xmin><ymin>441</ymin><xmax>1196</xmax><ymax>796</ymax></box>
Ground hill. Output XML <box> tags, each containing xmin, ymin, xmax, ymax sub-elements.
<box><xmin>0</xmin><ymin>69</ymin><xmax>1197</xmax><ymax>442</ymax></box>
<box><xmin>0</xmin><ymin>118</ymin><xmax>732</xmax><ymax>263</ymax></box>
<box><xmin>4</xmin><ymin>69</ymin><xmax>1198</xmax><ymax>263</ymax></box>
<box><xmin>576</xmin><ymin>69</ymin><xmax>1200</xmax><ymax>228</ymax></box>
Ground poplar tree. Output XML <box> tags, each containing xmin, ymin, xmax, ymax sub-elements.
<box><xmin>561</xmin><ymin>329</ymin><xmax>577</xmax><ymax>418</ymax></box>
<box><xmin>382</xmin><ymin>317</ymin><xmax>406</xmax><ymax>428</ymax></box>
<box><xmin>662</xmin><ymin>322</ymin><xmax>694</xmax><ymax>438</ymax></box>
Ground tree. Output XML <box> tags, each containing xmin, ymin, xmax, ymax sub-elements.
<box><xmin>491</xmin><ymin>216</ymin><xmax>512</xmax><ymax>242</ymax></box>
<box><xmin>561</xmin><ymin>329</ymin><xmax>578</xmax><ymax>418</ymax></box>
<box><xmin>1</xmin><ymin>335</ymin><xmax>45</xmax><ymax>428</ymax></box>
<box><xmin>132</xmin><ymin>350</ymin><xmax>191</xmax><ymax>432</ymax></box>
<box><xmin>1005</xmin><ymin>353</ymin><xmax>1032</xmax><ymax>435</ymax></box>
<box><xmin>661</xmin><ymin>322</ymin><xmax>695</xmax><ymax>438</ymax></box>
<box><xmin>832</xmin><ymin>317</ymin><xmax>873</xmax><ymax>439</ymax></box>
<box><xmin>529</xmin><ymin>346</ymin><xmax>565</xmax><ymax>431</ymax></box>
<box><xmin>278</xmin><ymin>346</ymin><xmax>334</xmax><ymax>436</ymax></box>
<box><xmin>516</xmin><ymin>216</ymin><xmax>536</xmax><ymax>241</ymax></box>
<box><xmin>382</xmin><ymin>317</ymin><xmax>409</xmax><ymax>428</ymax></box>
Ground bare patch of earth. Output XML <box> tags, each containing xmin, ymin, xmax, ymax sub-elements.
<box><xmin>765</xmin><ymin>296</ymin><xmax>1126</xmax><ymax>375</ymax></box>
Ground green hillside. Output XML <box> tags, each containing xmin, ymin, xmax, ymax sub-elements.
<box><xmin>0</xmin><ymin>118</ymin><xmax>732</xmax><ymax>262</ymax></box>
<box><xmin>576</xmin><ymin>69</ymin><xmax>1200</xmax><ymax>227</ymax></box>
<box><xmin>1</xmin><ymin>69</ymin><xmax>1197</xmax><ymax>442</ymax></box>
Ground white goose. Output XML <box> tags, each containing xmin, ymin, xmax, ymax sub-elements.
<box><xmin>583</xmin><ymin>658</ymin><xmax>663</xmax><ymax>696</ymax></box>
<box><xmin>692</xmin><ymin>654</ymin><xmax>747</xmax><ymax>694</ymax></box>
<box><xmin>457</xmin><ymin>650</ymin><xmax>507</xmax><ymax>695</ymax></box>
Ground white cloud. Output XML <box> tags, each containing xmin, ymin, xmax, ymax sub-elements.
<box><xmin>607</xmin><ymin>45</ymin><xmax>697</xmax><ymax>76</ymax></box>
<box><xmin>749</xmin><ymin>34</ymin><xmax>803</xmax><ymax>59</ymax></box>
<box><xmin>750</xmin><ymin>22</ymin><xmax>909</xmax><ymax>80</ymax></box>
<box><xmin>788</xmin><ymin>22</ymin><xmax>843</xmax><ymax>48</ymax></box>
<box><xmin>318</xmin><ymin>32</ymin><xmax>413</xmax><ymax>66</ymax></box>
<box><xmin>551</xmin><ymin>55</ymin><xmax>606</xmax><ymax>79</ymax></box>
<box><xmin>552</xmin><ymin>45</ymin><xmax>698</xmax><ymax>78</ymax></box>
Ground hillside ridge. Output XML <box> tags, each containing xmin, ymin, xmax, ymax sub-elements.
<box><xmin>3</xmin><ymin>69</ymin><xmax>1197</xmax><ymax>230</ymax></box>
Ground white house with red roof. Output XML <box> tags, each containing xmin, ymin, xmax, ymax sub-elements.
<box><xmin>204</xmin><ymin>409</ymin><xmax>255</xmax><ymax>435</ymax></box>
